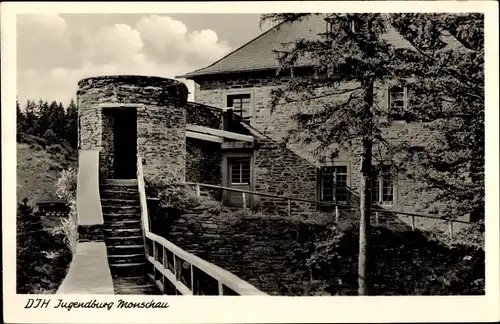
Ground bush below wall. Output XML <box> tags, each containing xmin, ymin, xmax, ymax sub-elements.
<box><xmin>149</xmin><ymin>202</ymin><xmax>484</xmax><ymax>295</ymax></box>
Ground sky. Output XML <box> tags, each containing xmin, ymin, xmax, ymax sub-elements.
<box><xmin>16</xmin><ymin>13</ymin><xmax>273</xmax><ymax>105</ymax></box>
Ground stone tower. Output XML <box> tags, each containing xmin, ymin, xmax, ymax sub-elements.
<box><xmin>77</xmin><ymin>75</ymin><xmax>189</xmax><ymax>183</ymax></box>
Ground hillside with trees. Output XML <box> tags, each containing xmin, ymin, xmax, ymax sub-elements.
<box><xmin>16</xmin><ymin>97</ymin><xmax>78</xmax><ymax>293</ymax></box>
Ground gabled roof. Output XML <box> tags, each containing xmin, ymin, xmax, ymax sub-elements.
<box><xmin>178</xmin><ymin>14</ymin><xmax>464</xmax><ymax>79</ymax></box>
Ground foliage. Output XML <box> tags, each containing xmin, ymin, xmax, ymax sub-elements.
<box><xmin>186</xmin><ymin>138</ymin><xmax>222</xmax><ymax>187</ymax></box>
<box><xmin>259</xmin><ymin>13</ymin><xmax>484</xmax><ymax>221</ymax></box>
<box><xmin>52</xmin><ymin>167</ymin><xmax>79</xmax><ymax>253</ymax></box>
<box><xmin>146</xmin><ymin>178</ymin><xmax>202</xmax><ymax>213</ymax></box>
<box><xmin>49</xmin><ymin>200</ymin><xmax>78</xmax><ymax>254</ymax></box>
<box><xmin>16</xmin><ymin>198</ymin><xmax>72</xmax><ymax>293</ymax></box>
<box><xmin>17</xmin><ymin>98</ymin><xmax>78</xmax><ymax>151</ymax></box>
<box><xmin>389</xmin><ymin>13</ymin><xmax>484</xmax><ymax>220</ymax></box>
<box><xmin>304</xmin><ymin>225</ymin><xmax>484</xmax><ymax>295</ymax></box>
<box><xmin>55</xmin><ymin>167</ymin><xmax>78</xmax><ymax>202</ymax></box>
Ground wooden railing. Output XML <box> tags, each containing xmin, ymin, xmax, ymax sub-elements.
<box><xmin>136</xmin><ymin>158</ymin><xmax>267</xmax><ymax>296</ymax></box>
<box><xmin>186</xmin><ymin>182</ymin><xmax>471</xmax><ymax>239</ymax></box>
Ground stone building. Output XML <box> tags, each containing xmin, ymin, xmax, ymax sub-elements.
<box><xmin>76</xmin><ymin>15</ymin><xmax>466</xmax><ymax>220</ymax></box>
<box><xmin>177</xmin><ymin>14</ymin><xmax>466</xmax><ymax>218</ymax></box>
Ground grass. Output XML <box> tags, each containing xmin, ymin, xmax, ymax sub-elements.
<box><xmin>16</xmin><ymin>142</ymin><xmax>77</xmax><ymax>294</ymax></box>
<box><xmin>17</xmin><ymin>143</ymin><xmax>75</xmax><ymax>205</ymax></box>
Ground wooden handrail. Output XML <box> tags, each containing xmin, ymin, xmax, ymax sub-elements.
<box><xmin>137</xmin><ymin>157</ymin><xmax>150</xmax><ymax>256</ymax></box>
<box><xmin>186</xmin><ymin>182</ymin><xmax>471</xmax><ymax>225</ymax></box>
<box><xmin>137</xmin><ymin>159</ymin><xmax>266</xmax><ymax>295</ymax></box>
<box><xmin>146</xmin><ymin>232</ymin><xmax>267</xmax><ymax>295</ymax></box>
<box><xmin>185</xmin><ymin>181</ymin><xmax>350</xmax><ymax>208</ymax></box>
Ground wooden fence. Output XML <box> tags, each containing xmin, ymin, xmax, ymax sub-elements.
<box><xmin>185</xmin><ymin>182</ymin><xmax>471</xmax><ymax>239</ymax></box>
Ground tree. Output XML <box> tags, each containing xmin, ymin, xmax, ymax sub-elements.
<box><xmin>23</xmin><ymin>99</ymin><xmax>38</xmax><ymax>136</ymax></box>
<box><xmin>65</xmin><ymin>99</ymin><xmax>78</xmax><ymax>149</ymax></box>
<box><xmin>16</xmin><ymin>98</ymin><xmax>26</xmax><ymax>140</ymax></box>
<box><xmin>259</xmin><ymin>13</ymin><xmax>483</xmax><ymax>294</ymax></box>
<box><xmin>260</xmin><ymin>13</ymin><xmax>401</xmax><ymax>295</ymax></box>
<box><xmin>35</xmin><ymin>99</ymin><xmax>50</xmax><ymax>137</ymax></box>
<box><xmin>389</xmin><ymin>13</ymin><xmax>484</xmax><ymax>221</ymax></box>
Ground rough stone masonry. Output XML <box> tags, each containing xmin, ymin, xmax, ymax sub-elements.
<box><xmin>77</xmin><ymin>75</ymin><xmax>189</xmax><ymax>182</ymax></box>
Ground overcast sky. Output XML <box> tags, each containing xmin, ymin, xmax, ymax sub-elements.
<box><xmin>17</xmin><ymin>13</ymin><xmax>273</xmax><ymax>105</ymax></box>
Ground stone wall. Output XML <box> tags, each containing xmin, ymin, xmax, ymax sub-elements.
<box><xmin>77</xmin><ymin>75</ymin><xmax>188</xmax><ymax>182</ymax></box>
<box><xmin>253</xmin><ymin>136</ymin><xmax>318</xmax><ymax>217</ymax></box>
<box><xmin>193</xmin><ymin>73</ymin><xmax>436</xmax><ymax>214</ymax></box>
<box><xmin>153</xmin><ymin>206</ymin><xmax>328</xmax><ymax>295</ymax></box>
<box><xmin>100</xmin><ymin>111</ymin><xmax>114</xmax><ymax>178</ymax></box>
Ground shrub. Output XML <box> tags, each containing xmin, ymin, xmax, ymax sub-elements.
<box><xmin>17</xmin><ymin>198</ymin><xmax>72</xmax><ymax>293</ymax></box>
<box><xmin>52</xmin><ymin>168</ymin><xmax>78</xmax><ymax>253</ymax></box>
<box><xmin>22</xmin><ymin>134</ymin><xmax>48</xmax><ymax>148</ymax></box>
<box><xmin>147</xmin><ymin>178</ymin><xmax>202</xmax><ymax>212</ymax></box>
<box><xmin>47</xmin><ymin>143</ymin><xmax>65</xmax><ymax>155</ymax></box>
<box><xmin>305</xmin><ymin>225</ymin><xmax>485</xmax><ymax>295</ymax></box>
<box><xmin>55</xmin><ymin>167</ymin><xmax>77</xmax><ymax>202</ymax></box>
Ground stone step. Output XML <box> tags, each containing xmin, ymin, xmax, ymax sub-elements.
<box><xmin>113</xmin><ymin>276</ymin><xmax>161</xmax><ymax>295</ymax></box>
<box><xmin>105</xmin><ymin>219</ymin><xmax>142</xmax><ymax>228</ymax></box>
<box><xmin>106</xmin><ymin>236</ymin><xmax>144</xmax><ymax>246</ymax></box>
<box><xmin>104</xmin><ymin>228</ymin><xmax>142</xmax><ymax>237</ymax></box>
<box><xmin>109</xmin><ymin>262</ymin><xmax>147</xmax><ymax>277</ymax></box>
<box><xmin>101</xmin><ymin>198</ymin><xmax>140</xmax><ymax>206</ymax></box>
<box><xmin>100</xmin><ymin>185</ymin><xmax>139</xmax><ymax>193</ymax></box>
<box><xmin>102</xmin><ymin>205</ymin><xmax>140</xmax><ymax>214</ymax></box>
<box><xmin>103</xmin><ymin>212</ymin><xmax>141</xmax><ymax>220</ymax></box>
<box><xmin>107</xmin><ymin>244</ymin><xmax>144</xmax><ymax>255</ymax></box>
<box><xmin>102</xmin><ymin>179</ymin><xmax>138</xmax><ymax>186</ymax></box>
<box><xmin>115</xmin><ymin>286</ymin><xmax>161</xmax><ymax>295</ymax></box>
<box><xmin>100</xmin><ymin>190</ymin><xmax>139</xmax><ymax>199</ymax></box>
<box><xmin>108</xmin><ymin>253</ymin><xmax>145</xmax><ymax>264</ymax></box>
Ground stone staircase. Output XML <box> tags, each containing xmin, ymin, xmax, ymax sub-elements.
<box><xmin>100</xmin><ymin>179</ymin><xmax>160</xmax><ymax>295</ymax></box>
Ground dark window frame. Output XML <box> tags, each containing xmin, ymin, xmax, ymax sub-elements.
<box><xmin>319</xmin><ymin>165</ymin><xmax>349</xmax><ymax>203</ymax></box>
<box><xmin>372</xmin><ymin>164</ymin><xmax>396</xmax><ymax>206</ymax></box>
<box><xmin>388</xmin><ymin>86</ymin><xmax>409</xmax><ymax>121</ymax></box>
<box><xmin>229</xmin><ymin>157</ymin><xmax>251</xmax><ymax>185</ymax></box>
<box><xmin>227</xmin><ymin>93</ymin><xmax>252</xmax><ymax>122</ymax></box>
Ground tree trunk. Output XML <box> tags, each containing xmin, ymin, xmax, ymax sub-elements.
<box><xmin>358</xmin><ymin>80</ymin><xmax>374</xmax><ymax>296</ymax></box>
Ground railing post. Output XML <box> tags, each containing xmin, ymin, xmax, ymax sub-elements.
<box><xmin>375</xmin><ymin>211</ymin><xmax>379</xmax><ymax>227</ymax></box>
<box><xmin>195</xmin><ymin>184</ymin><xmax>201</xmax><ymax>197</ymax></box>
<box><xmin>242</xmin><ymin>192</ymin><xmax>246</xmax><ymax>209</ymax></box>
<box><xmin>190</xmin><ymin>264</ymin><xmax>196</xmax><ymax>295</ymax></box>
<box><xmin>335</xmin><ymin>205</ymin><xmax>339</xmax><ymax>224</ymax></box>
<box><xmin>448</xmin><ymin>220</ymin><xmax>453</xmax><ymax>239</ymax></box>
<box><xmin>287</xmin><ymin>199</ymin><xmax>291</xmax><ymax>217</ymax></box>
<box><xmin>411</xmin><ymin>215</ymin><xmax>416</xmax><ymax>231</ymax></box>
<box><xmin>218</xmin><ymin>281</ymin><xmax>224</xmax><ymax>295</ymax></box>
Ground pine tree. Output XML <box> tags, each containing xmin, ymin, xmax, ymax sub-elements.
<box><xmin>260</xmin><ymin>13</ymin><xmax>400</xmax><ymax>295</ymax></box>
<box><xmin>259</xmin><ymin>13</ymin><xmax>483</xmax><ymax>294</ymax></box>
<box><xmin>389</xmin><ymin>13</ymin><xmax>484</xmax><ymax>221</ymax></box>
<box><xmin>35</xmin><ymin>99</ymin><xmax>51</xmax><ymax>137</ymax></box>
<box><xmin>65</xmin><ymin>99</ymin><xmax>78</xmax><ymax>149</ymax></box>
<box><xmin>24</xmin><ymin>99</ymin><xmax>38</xmax><ymax>136</ymax></box>
<box><xmin>16</xmin><ymin>98</ymin><xmax>26</xmax><ymax>140</ymax></box>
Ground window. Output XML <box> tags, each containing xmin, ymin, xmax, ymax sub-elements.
<box><xmin>227</xmin><ymin>94</ymin><xmax>251</xmax><ymax>122</ymax></box>
<box><xmin>320</xmin><ymin>166</ymin><xmax>348</xmax><ymax>203</ymax></box>
<box><xmin>230</xmin><ymin>157</ymin><xmax>251</xmax><ymax>184</ymax></box>
<box><xmin>372</xmin><ymin>165</ymin><xmax>395</xmax><ymax>205</ymax></box>
<box><xmin>388</xmin><ymin>86</ymin><xmax>409</xmax><ymax>120</ymax></box>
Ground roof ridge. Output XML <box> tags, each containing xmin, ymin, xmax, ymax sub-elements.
<box><xmin>177</xmin><ymin>19</ymin><xmax>288</xmax><ymax>79</ymax></box>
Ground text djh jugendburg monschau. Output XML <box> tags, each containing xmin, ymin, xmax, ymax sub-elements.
<box><xmin>25</xmin><ymin>298</ymin><xmax>170</xmax><ymax>311</ymax></box>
